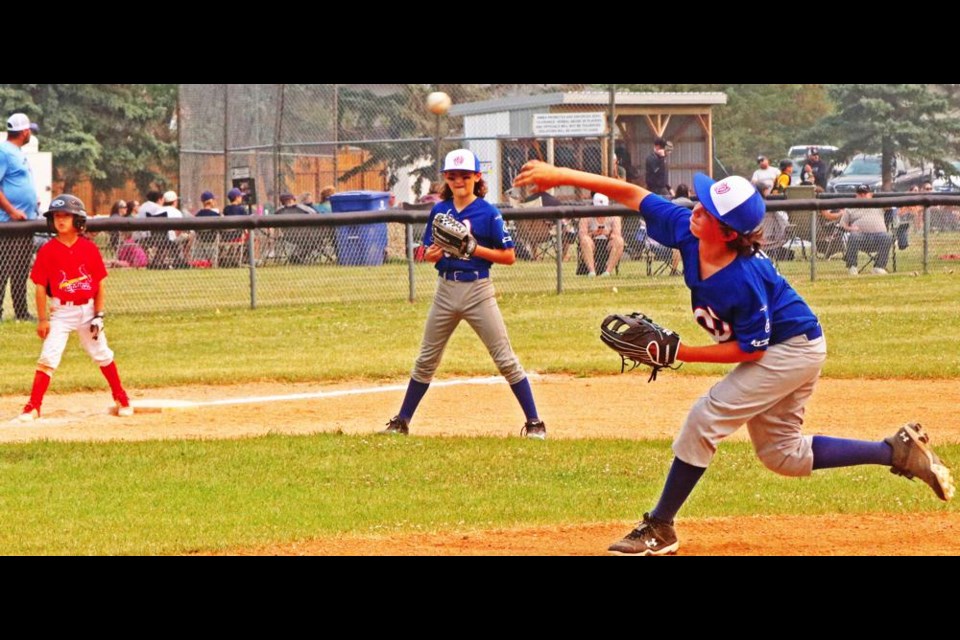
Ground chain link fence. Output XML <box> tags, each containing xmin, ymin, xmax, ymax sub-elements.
<box><xmin>3</xmin><ymin>84</ymin><xmax>959</xmax><ymax>319</ymax></box>
<box><xmin>2</xmin><ymin>196</ymin><xmax>959</xmax><ymax>319</ymax></box>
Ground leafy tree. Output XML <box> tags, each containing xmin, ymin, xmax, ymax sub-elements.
<box><xmin>816</xmin><ymin>84</ymin><xmax>960</xmax><ymax>190</ymax></box>
<box><xmin>0</xmin><ymin>84</ymin><xmax>177</xmax><ymax>193</ymax></box>
<box><xmin>335</xmin><ymin>84</ymin><xmax>585</xmax><ymax>198</ymax></box>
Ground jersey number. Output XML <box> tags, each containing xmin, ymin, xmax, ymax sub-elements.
<box><xmin>693</xmin><ymin>306</ymin><xmax>732</xmax><ymax>343</ymax></box>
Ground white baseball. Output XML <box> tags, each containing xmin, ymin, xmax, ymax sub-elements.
<box><xmin>426</xmin><ymin>91</ymin><xmax>452</xmax><ymax>115</ymax></box>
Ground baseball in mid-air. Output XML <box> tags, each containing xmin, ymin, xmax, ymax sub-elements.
<box><xmin>427</xmin><ymin>91</ymin><xmax>452</xmax><ymax>115</ymax></box>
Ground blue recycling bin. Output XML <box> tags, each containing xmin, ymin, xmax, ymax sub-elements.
<box><xmin>330</xmin><ymin>190</ymin><xmax>390</xmax><ymax>266</ymax></box>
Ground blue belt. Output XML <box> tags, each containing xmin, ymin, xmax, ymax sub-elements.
<box><xmin>805</xmin><ymin>324</ymin><xmax>823</xmax><ymax>340</ymax></box>
<box><xmin>440</xmin><ymin>270</ymin><xmax>489</xmax><ymax>282</ymax></box>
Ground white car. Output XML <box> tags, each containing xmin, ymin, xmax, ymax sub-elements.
<box><xmin>932</xmin><ymin>160</ymin><xmax>960</xmax><ymax>192</ymax></box>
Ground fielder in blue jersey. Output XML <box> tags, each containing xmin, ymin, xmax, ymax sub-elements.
<box><xmin>381</xmin><ymin>149</ymin><xmax>546</xmax><ymax>439</ymax></box>
<box><xmin>514</xmin><ymin>160</ymin><xmax>954</xmax><ymax>555</ymax></box>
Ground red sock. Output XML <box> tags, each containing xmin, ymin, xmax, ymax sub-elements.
<box><xmin>99</xmin><ymin>361</ymin><xmax>128</xmax><ymax>404</ymax></box>
<box><xmin>29</xmin><ymin>370</ymin><xmax>52</xmax><ymax>410</ymax></box>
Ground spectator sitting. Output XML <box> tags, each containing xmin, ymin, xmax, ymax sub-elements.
<box><xmin>771</xmin><ymin>159</ymin><xmax>793</xmax><ymax>195</ymax></box>
<box><xmin>194</xmin><ymin>190</ymin><xmax>221</xmax><ymax>245</ymax></box>
<box><xmin>751</xmin><ymin>155</ymin><xmax>780</xmax><ymax>192</ymax></box>
<box><xmin>833</xmin><ymin>184</ymin><xmax>892</xmax><ymax>276</ymax></box>
<box><xmin>221</xmin><ymin>187</ymin><xmax>249</xmax><ymax>243</ymax></box>
<box><xmin>579</xmin><ymin>192</ymin><xmax>624</xmax><ymax>277</ymax></box>
<box><xmin>316</xmin><ymin>186</ymin><xmax>336</xmax><ymax>213</ymax></box>
<box><xmin>155</xmin><ymin>190</ymin><xmax>194</xmax><ymax>266</ymax></box>
<box><xmin>417</xmin><ymin>182</ymin><xmax>443</xmax><ymax>206</ymax></box>
<box><xmin>759</xmin><ymin>188</ymin><xmax>794</xmax><ymax>262</ymax></box>
<box><xmin>195</xmin><ymin>191</ymin><xmax>219</xmax><ymax>216</ymax></box>
<box><xmin>107</xmin><ymin>199</ymin><xmax>128</xmax><ymax>252</ymax></box>
<box><xmin>277</xmin><ymin>192</ymin><xmax>319</xmax><ymax>264</ymax></box>
<box><xmin>276</xmin><ymin>192</ymin><xmax>316</xmax><ymax>215</ymax></box>
<box><xmin>510</xmin><ymin>189</ymin><xmax>572</xmax><ymax>261</ymax></box>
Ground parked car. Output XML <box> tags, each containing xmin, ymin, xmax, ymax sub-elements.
<box><xmin>826</xmin><ymin>153</ymin><xmax>931</xmax><ymax>193</ymax></box>
<box><xmin>932</xmin><ymin>159</ymin><xmax>960</xmax><ymax>192</ymax></box>
<box><xmin>786</xmin><ymin>145</ymin><xmax>840</xmax><ymax>185</ymax></box>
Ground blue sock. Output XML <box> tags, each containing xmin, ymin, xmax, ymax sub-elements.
<box><xmin>650</xmin><ymin>457</ymin><xmax>707</xmax><ymax>524</ymax></box>
<box><xmin>811</xmin><ymin>436</ymin><xmax>893</xmax><ymax>470</ymax></box>
<box><xmin>509</xmin><ymin>377</ymin><xmax>539</xmax><ymax>421</ymax></box>
<box><xmin>398</xmin><ymin>379</ymin><xmax>430</xmax><ymax>422</ymax></box>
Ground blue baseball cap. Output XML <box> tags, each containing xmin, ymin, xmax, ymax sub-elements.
<box><xmin>693</xmin><ymin>173</ymin><xmax>765</xmax><ymax>234</ymax></box>
<box><xmin>200</xmin><ymin>191</ymin><xmax>215</xmax><ymax>202</ymax></box>
<box><xmin>442</xmin><ymin>149</ymin><xmax>481</xmax><ymax>173</ymax></box>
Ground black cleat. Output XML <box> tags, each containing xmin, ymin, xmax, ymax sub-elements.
<box><xmin>608</xmin><ymin>513</ymin><xmax>679</xmax><ymax>556</ymax></box>
<box><xmin>521</xmin><ymin>419</ymin><xmax>546</xmax><ymax>440</ymax></box>
<box><xmin>380</xmin><ymin>415</ymin><xmax>409</xmax><ymax>435</ymax></box>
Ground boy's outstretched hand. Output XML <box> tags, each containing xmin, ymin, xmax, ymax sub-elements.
<box><xmin>513</xmin><ymin>160</ymin><xmax>564</xmax><ymax>192</ymax></box>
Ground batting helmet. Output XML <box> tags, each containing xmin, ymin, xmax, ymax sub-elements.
<box><xmin>44</xmin><ymin>194</ymin><xmax>88</xmax><ymax>232</ymax></box>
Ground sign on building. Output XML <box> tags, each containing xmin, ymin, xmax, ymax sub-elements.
<box><xmin>532</xmin><ymin>112</ymin><xmax>607</xmax><ymax>137</ymax></box>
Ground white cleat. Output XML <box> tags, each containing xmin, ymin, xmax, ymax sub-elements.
<box><xmin>17</xmin><ymin>408</ymin><xmax>39</xmax><ymax>423</ymax></box>
<box><xmin>116</xmin><ymin>404</ymin><xmax>134</xmax><ymax>418</ymax></box>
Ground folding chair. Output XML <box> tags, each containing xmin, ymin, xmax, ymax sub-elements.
<box><xmin>634</xmin><ymin>227</ymin><xmax>679</xmax><ymax>276</ymax></box>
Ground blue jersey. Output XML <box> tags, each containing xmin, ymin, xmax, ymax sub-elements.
<box><xmin>0</xmin><ymin>141</ymin><xmax>38</xmax><ymax>220</ymax></box>
<box><xmin>424</xmin><ymin>197</ymin><xmax>514</xmax><ymax>272</ymax></box>
<box><xmin>641</xmin><ymin>194</ymin><xmax>820</xmax><ymax>352</ymax></box>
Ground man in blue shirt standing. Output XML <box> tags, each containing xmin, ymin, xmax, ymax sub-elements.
<box><xmin>0</xmin><ymin>113</ymin><xmax>39</xmax><ymax>321</ymax></box>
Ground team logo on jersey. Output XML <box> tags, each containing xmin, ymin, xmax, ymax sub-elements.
<box><xmin>693</xmin><ymin>305</ymin><xmax>733</xmax><ymax>342</ymax></box>
<box><xmin>57</xmin><ymin>266</ymin><xmax>93</xmax><ymax>293</ymax></box>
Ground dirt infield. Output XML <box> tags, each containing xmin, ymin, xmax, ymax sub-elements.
<box><xmin>2</xmin><ymin>374</ymin><xmax>957</xmax><ymax>555</ymax></box>
<box><xmin>203</xmin><ymin>512</ymin><xmax>960</xmax><ymax>556</ymax></box>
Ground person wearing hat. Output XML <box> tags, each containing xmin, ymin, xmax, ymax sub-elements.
<box><xmin>806</xmin><ymin>147</ymin><xmax>829</xmax><ymax>191</ymax></box>
<box><xmin>751</xmin><ymin>155</ymin><xmax>780</xmax><ymax>192</ymax></box>
<box><xmin>770</xmin><ymin>159</ymin><xmax>794</xmax><ymax>195</ymax></box>
<box><xmin>834</xmin><ymin>184</ymin><xmax>892</xmax><ymax>276</ymax></box>
<box><xmin>645</xmin><ymin>137</ymin><xmax>672</xmax><ymax>196</ymax></box>
<box><xmin>0</xmin><ymin>113</ymin><xmax>40</xmax><ymax>321</ymax></box>
<box><xmin>18</xmin><ymin>193</ymin><xmax>134</xmax><ymax>422</ymax></box>
<box><xmin>380</xmin><ymin>148</ymin><xmax>547</xmax><ymax>440</ymax></box>
<box><xmin>153</xmin><ymin>190</ymin><xmax>193</xmax><ymax>267</ymax></box>
<box><xmin>513</xmin><ymin>159</ymin><xmax>953</xmax><ymax>556</ymax></box>
<box><xmin>277</xmin><ymin>191</ymin><xmax>320</xmax><ymax>264</ymax></box>
<box><xmin>218</xmin><ymin>187</ymin><xmax>249</xmax><ymax>247</ymax></box>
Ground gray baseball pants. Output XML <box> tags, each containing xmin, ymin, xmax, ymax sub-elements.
<box><xmin>411</xmin><ymin>277</ymin><xmax>526</xmax><ymax>385</ymax></box>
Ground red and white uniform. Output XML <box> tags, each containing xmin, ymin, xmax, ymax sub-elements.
<box><xmin>30</xmin><ymin>237</ymin><xmax>114</xmax><ymax>371</ymax></box>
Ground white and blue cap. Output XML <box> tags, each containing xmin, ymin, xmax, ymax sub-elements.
<box><xmin>442</xmin><ymin>149</ymin><xmax>481</xmax><ymax>173</ymax></box>
<box><xmin>693</xmin><ymin>173</ymin><xmax>765</xmax><ymax>234</ymax></box>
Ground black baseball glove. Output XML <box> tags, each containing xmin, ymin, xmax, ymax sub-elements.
<box><xmin>600</xmin><ymin>312</ymin><xmax>682</xmax><ymax>382</ymax></box>
<box><xmin>432</xmin><ymin>212</ymin><xmax>477</xmax><ymax>259</ymax></box>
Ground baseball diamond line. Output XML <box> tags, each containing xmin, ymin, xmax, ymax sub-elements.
<box><xmin>129</xmin><ymin>375</ymin><xmax>543</xmax><ymax>412</ymax></box>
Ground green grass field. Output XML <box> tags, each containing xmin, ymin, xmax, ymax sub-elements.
<box><xmin>0</xmin><ymin>271</ymin><xmax>957</xmax><ymax>554</ymax></box>
<box><xmin>1</xmin><ymin>435</ymin><xmax>955</xmax><ymax>555</ymax></box>
<box><xmin>1</xmin><ymin>272</ymin><xmax>957</xmax><ymax>393</ymax></box>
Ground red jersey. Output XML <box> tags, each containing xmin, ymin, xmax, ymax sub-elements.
<box><xmin>30</xmin><ymin>236</ymin><xmax>108</xmax><ymax>303</ymax></box>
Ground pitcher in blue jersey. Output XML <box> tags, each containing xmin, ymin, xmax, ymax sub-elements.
<box><xmin>515</xmin><ymin>160</ymin><xmax>954</xmax><ymax>555</ymax></box>
<box><xmin>381</xmin><ymin>149</ymin><xmax>546</xmax><ymax>439</ymax></box>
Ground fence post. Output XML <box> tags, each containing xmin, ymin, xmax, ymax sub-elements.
<box><xmin>406</xmin><ymin>223</ymin><xmax>415</xmax><ymax>303</ymax></box>
<box><xmin>922</xmin><ymin>206</ymin><xmax>929</xmax><ymax>275</ymax></box>
<box><xmin>555</xmin><ymin>218</ymin><xmax>564</xmax><ymax>294</ymax></box>
<box><xmin>809</xmin><ymin>209</ymin><xmax>818</xmax><ymax>282</ymax></box>
<box><xmin>248</xmin><ymin>229</ymin><xmax>257</xmax><ymax>309</ymax></box>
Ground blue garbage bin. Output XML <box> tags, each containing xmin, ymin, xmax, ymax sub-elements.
<box><xmin>330</xmin><ymin>191</ymin><xmax>390</xmax><ymax>266</ymax></box>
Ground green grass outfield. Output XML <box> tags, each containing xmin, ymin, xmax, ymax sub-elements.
<box><xmin>1</xmin><ymin>435</ymin><xmax>956</xmax><ymax>555</ymax></box>
<box><xmin>0</xmin><ymin>272</ymin><xmax>957</xmax><ymax>393</ymax></box>
<box><xmin>0</xmin><ymin>272</ymin><xmax>957</xmax><ymax>554</ymax></box>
